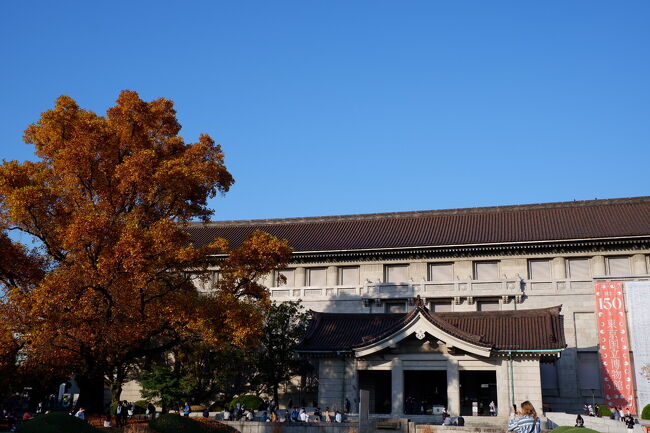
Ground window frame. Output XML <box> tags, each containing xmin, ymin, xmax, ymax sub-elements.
<box><xmin>605</xmin><ymin>256</ymin><xmax>631</xmax><ymax>276</ymax></box>
<box><xmin>384</xmin><ymin>264</ymin><xmax>409</xmax><ymax>284</ymax></box>
<box><xmin>429</xmin><ymin>299</ymin><xmax>453</xmax><ymax>312</ymax></box>
<box><xmin>528</xmin><ymin>259</ymin><xmax>552</xmax><ymax>280</ymax></box>
<box><xmin>384</xmin><ymin>300</ymin><xmax>407</xmax><ymax>314</ymax></box>
<box><xmin>473</xmin><ymin>261</ymin><xmax>500</xmax><ymax>281</ymax></box>
<box><xmin>338</xmin><ymin>266</ymin><xmax>360</xmax><ymax>286</ymax></box>
<box><xmin>476</xmin><ymin>298</ymin><xmax>501</xmax><ymax>311</ymax></box>
<box><xmin>566</xmin><ymin>258</ymin><xmax>591</xmax><ymax>279</ymax></box>
<box><xmin>428</xmin><ymin>262</ymin><xmax>454</xmax><ymax>282</ymax></box>
<box><xmin>306</xmin><ymin>267</ymin><xmax>328</xmax><ymax>287</ymax></box>
<box><xmin>276</xmin><ymin>268</ymin><xmax>295</xmax><ymax>287</ymax></box>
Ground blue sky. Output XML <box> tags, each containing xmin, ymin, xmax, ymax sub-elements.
<box><xmin>1</xmin><ymin>1</ymin><xmax>648</xmax><ymax>221</ymax></box>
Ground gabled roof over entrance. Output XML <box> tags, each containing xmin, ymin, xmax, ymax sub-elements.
<box><xmin>295</xmin><ymin>305</ymin><xmax>566</xmax><ymax>357</ymax></box>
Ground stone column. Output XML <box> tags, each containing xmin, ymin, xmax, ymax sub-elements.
<box><xmin>496</xmin><ymin>360</ymin><xmax>510</xmax><ymax>417</ymax></box>
<box><xmin>343</xmin><ymin>357</ymin><xmax>359</xmax><ymax>413</ymax></box>
<box><xmin>319</xmin><ymin>358</ymin><xmax>344</xmax><ymax>410</ymax></box>
<box><xmin>592</xmin><ymin>256</ymin><xmax>606</xmax><ymax>277</ymax></box>
<box><xmin>391</xmin><ymin>358</ymin><xmax>404</xmax><ymax>416</ymax></box>
<box><xmin>447</xmin><ymin>358</ymin><xmax>460</xmax><ymax>416</ymax></box>
<box><xmin>552</xmin><ymin>257</ymin><xmax>566</xmax><ymax>279</ymax></box>
<box><xmin>327</xmin><ymin>266</ymin><xmax>339</xmax><ymax>287</ymax></box>
<box><xmin>295</xmin><ymin>267</ymin><xmax>306</xmax><ymax>287</ymax></box>
<box><xmin>631</xmin><ymin>254</ymin><xmax>648</xmax><ymax>275</ymax></box>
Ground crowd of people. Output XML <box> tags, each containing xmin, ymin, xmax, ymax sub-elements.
<box><xmin>220</xmin><ymin>400</ymin><xmax>346</xmax><ymax>423</ymax></box>
<box><xmin>576</xmin><ymin>405</ymin><xmax>638</xmax><ymax>430</ymax></box>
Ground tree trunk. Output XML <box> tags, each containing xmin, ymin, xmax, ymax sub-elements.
<box><xmin>110</xmin><ymin>382</ymin><xmax>122</xmax><ymax>406</ymax></box>
<box><xmin>273</xmin><ymin>383</ymin><xmax>279</xmax><ymax>407</ymax></box>
<box><xmin>76</xmin><ymin>372</ymin><xmax>107</xmax><ymax>414</ymax></box>
<box><xmin>108</xmin><ymin>366</ymin><xmax>126</xmax><ymax>405</ymax></box>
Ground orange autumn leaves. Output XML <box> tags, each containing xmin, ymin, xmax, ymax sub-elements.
<box><xmin>0</xmin><ymin>91</ymin><xmax>291</xmax><ymax>382</ymax></box>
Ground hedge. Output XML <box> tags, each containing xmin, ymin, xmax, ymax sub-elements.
<box><xmin>598</xmin><ymin>404</ymin><xmax>612</xmax><ymax>418</ymax></box>
<box><xmin>228</xmin><ymin>395</ymin><xmax>264</xmax><ymax>411</ymax></box>
<box><xmin>135</xmin><ymin>400</ymin><xmax>149</xmax><ymax>414</ymax></box>
<box><xmin>16</xmin><ymin>412</ymin><xmax>109</xmax><ymax>433</ymax></box>
<box><xmin>150</xmin><ymin>414</ymin><xmax>236</xmax><ymax>433</ymax></box>
<box><xmin>549</xmin><ymin>427</ymin><xmax>599</xmax><ymax>433</ymax></box>
<box><xmin>642</xmin><ymin>404</ymin><xmax>650</xmax><ymax>420</ymax></box>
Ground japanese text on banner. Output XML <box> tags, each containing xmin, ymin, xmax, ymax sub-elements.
<box><xmin>595</xmin><ymin>282</ymin><xmax>636</xmax><ymax>413</ymax></box>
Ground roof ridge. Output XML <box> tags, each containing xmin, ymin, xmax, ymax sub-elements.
<box><xmin>189</xmin><ymin>196</ymin><xmax>650</xmax><ymax>227</ymax></box>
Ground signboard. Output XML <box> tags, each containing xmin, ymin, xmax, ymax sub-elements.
<box><xmin>625</xmin><ymin>281</ymin><xmax>650</xmax><ymax>411</ymax></box>
<box><xmin>594</xmin><ymin>282</ymin><xmax>636</xmax><ymax>413</ymax></box>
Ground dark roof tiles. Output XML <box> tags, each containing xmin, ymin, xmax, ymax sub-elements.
<box><xmin>294</xmin><ymin>306</ymin><xmax>566</xmax><ymax>353</ymax></box>
<box><xmin>187</xmin><ymin>197</ymin><xmax>650</xmax><ymax>252</ymax></box>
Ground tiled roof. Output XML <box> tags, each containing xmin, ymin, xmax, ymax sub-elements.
<box><xmin>187</xmin><ymin>197</ymin><xmax>650</xmax><ymax>253</ymax></box>
<box><xmin>294</xmin><ymin>306</ymin><xmax>566</xmax><ymax>352</ymax></box>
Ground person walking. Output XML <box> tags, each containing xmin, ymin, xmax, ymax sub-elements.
<box><xmin>74</xmin><ymin>408</ymin><xmax>85</xmax><ymax>421</ymax></box>
<box><xmin>507</xmin><ymin>401</ymin><xmax>540</xmax><ymax>433</ymax></box>
<box><xmin>147</xmin><ymin>402</ymin><xmax>156</xmax><ymax>420</ymax></box>
<box><xmin>622</xmin><ymin>410</ymin><xmax>635</xmax><ymax>431</ymax></box>
<box><xmin>489</xmin><ymin>401</ymin><xmax>497</xmax><ymax>416</ymax></box>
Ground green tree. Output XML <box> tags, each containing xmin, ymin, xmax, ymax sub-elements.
<box><xmin>255</xmin><ymin>301</ymin><xmax>310</xmax><ymax>404</ymax></box>
<box><xmin>140</xmin><ymin>364</ymin><xmax>185</xmax><ymax>412</ymax></box>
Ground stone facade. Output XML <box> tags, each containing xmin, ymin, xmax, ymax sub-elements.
<box><xmin>186</xmin><ymin>197</ymin><xmax>650</xmax><ymax>416</ymax></box>
<box><xmin>230</xmin><ymin>242</ymin><xmax>650</xmax><ymax>419</ymax></box>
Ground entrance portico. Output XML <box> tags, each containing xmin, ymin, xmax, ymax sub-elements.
<box><xmin>296</xmin><ymin>300</ymin><xmax>566</xmax><ymax>417</ymax></box>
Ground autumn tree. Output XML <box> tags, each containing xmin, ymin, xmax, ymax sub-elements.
<box><xmin>0</xmin><ymin>91</ymin><xmax>292</xmax><ymax>413</ymax></box>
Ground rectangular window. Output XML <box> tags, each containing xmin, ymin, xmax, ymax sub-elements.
<box><xmin>430</xmin><ymin>300</ymin><xmax>453</xmax><ymax>312</ymax></box>
<box><xmin>567</xmin><ymin>258</ymin><xmax>590</xmax><ymax>279</ymax></box>
<box><xmin>477</xmin><ymin>300</ymin><xmax>500</xmax><ymax>311</ymax></box>
<box><xmin>540</xmin><ymin>361</ymin><xmax>559</xmax><ymax>390</ymax></box>
<box><xmin>474</xmin><ymin>261</ymin><xmax>499</xmax><ymax>280</ymax></box>
<box><xmin>528</xmin><ymin>259</ymin><xmax>551</xmax><ymax>280</ymax></box>
<box><xmin>607</xmin><ymin>256</ymin><xmax>631</xmax><ymax>276</ymax></box>
<box><xmin>429</xmin><ymin>263</ymin><xmax>454</xmax><ymax>281</ymax></box>
<box><xmin>385</xmin><ymin>264</ymin><xmax>409</xmax><ymax>283</ymax></box>
<box><xmin>385</xmin><ymin>301</ymin><xmax>406</xmax><ymax>314</ymax></box>
<box><xmin>339</xmin><ymin>266</ymin><xmax>360</xmax><ymax>286</ymax></box>
<box><xmin>307</xmin><ymin>268</ymin><xmax>327</xmax><ymax>286</ymax></box>
<box><xmin>577</xmin><ymin>352</ymin><xmax>600</xmax><ymax>390</ymax></box>
<box><xmin>277</xmin><ymin>269</ymin><xmax>295</xmax><ymax>287</ymax></box>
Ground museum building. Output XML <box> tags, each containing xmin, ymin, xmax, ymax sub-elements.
<box><xmin>187</xmin><ymin>196</ymin><xmax>650</xmax><ymax>416</ymax></box>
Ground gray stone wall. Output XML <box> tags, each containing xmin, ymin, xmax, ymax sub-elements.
<box><xmin>267</xmin><ymin>249</ymin><xmax>649</xmax><ymax>413</ymax></box>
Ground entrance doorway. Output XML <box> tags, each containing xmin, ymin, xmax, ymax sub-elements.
<box><xmin>459</xmin><ymin>370</ymin><xmax>497</xmax><ymax>416</ymax></box>
<box><xmin>404</xmin><ymin>370</ymin><xmax>447</xmax><ymax>414</ymax></box>
<box><xmin>358</xmin><ymin>371</ymin><xmax>391</xmax><ymax>414</ymax></box>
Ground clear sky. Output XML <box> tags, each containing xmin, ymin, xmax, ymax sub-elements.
<box><xmin>1</xmin><ymin>1</ymin><xmax>648</xmax><ymax>221</ymax></box>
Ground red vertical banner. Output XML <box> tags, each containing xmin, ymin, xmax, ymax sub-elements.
<box><xmin>595</xmin><ymin>282</ymin><xmax>636</xmax><ymax>413</ymax></box>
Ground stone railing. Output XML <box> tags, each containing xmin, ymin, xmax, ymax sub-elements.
<box><xmin>269</xmin><ymin>278</ymin><xmax>524</xmax><ymax>303</ymax></box>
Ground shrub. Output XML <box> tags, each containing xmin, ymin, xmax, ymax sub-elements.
<box><xmin>599</xmin><ymin>404</ymin><xmax>612</xmax><ymax>417</ymax></box>
<box><xmin>642</xmin><ymin>404</ymin><xmax>650</xmax><ymax>420</ymax></box>
<box><xmin>17</xmin><ymin>412</ymin><xmax>105</xmax><ymax>433</ymax></box>
<box><xmin>228</xmin><ymin>395</ymin><xmax>263</xmax><ymax>411</ymax></box>
<box><xmin>150</xmin><ymin>414</ymin><xmax>236</xmax><ymax>433</ymax></box>
<box><xmin>135</xmin><ymin>400</ymin><xmax>149</xmax><ymax>414</ymax></box>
